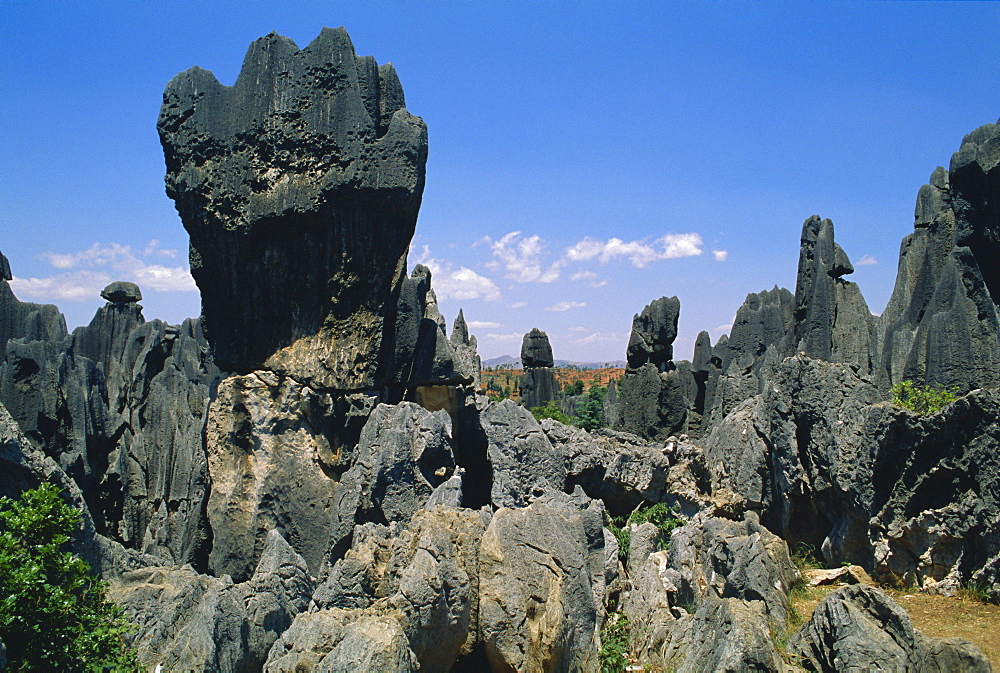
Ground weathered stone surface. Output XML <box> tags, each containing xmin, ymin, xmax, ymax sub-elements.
<box><xmin>159</xmin><ymin>27</ymin><xmax>427</xmax><ymax>387</ymax></box>
<box><xmin>100</xmin><ymin>281</ymin><xmax>142</xmax><ymax>303</ymax></box>
<box><xmin>111</xmin><ymin>530</ymin><xmax>313</xmax><ymax>673</ymax></box>
<box><xmin>875</xmin><ymin>120</ymin><xmax>1000</xmax><ymax>392</ymax></box>
<box><xmin>790</xmin><ymin>584</ymin><xmax>991</xmax><ymax>672</ymax></box>
<box><xmin>450</xmin><ymin>309</ymin><xmax>482</xmax><ymax>388</ymax></box>
<box><xmin>206</xmin><ymin>372</ymin><xmax>341</xmax><ymax>581</ymax></box>
<box><xmin>479</xmin><ymin>501</ymin><xmax>601</xmax><ymax>672</ymax></box>
<box><xmin>286</xmin><ymin>506</ymin><xmax>485</xmax><ymax>671</ymax></box>
<box><xmin>0</xmin><ymin>337</ymin><xmax>114</xmax><ymax>525</ymax></box>
<box><xmin>623</xmin><ymin>512</ymin><xmax>797</xmax><ymax>672</ymax></box>
<box><xmin>329</xmin><ymin>402</ymin><xmax>456</xmax><ymax>553</ymax></box>
<box><xmin>626</xmin><ymin>296</ymin><xmax>680</xmax><ymax>370</ymax></box>
<box><xmin>519</xmin><ymin>366</ymin><xmax>560</xmax><ymax>409</ymax></box>
<box><xmin>521</xmin><ymin>327</ymin><xmax>554</xmax><ymax>368</ymax></box>
<box><xmin>0</xmin><ymin>273</ymin><xmax>67</xmax><ymax>349</ymax></box>
<box><xmin>616</xmin><ymin>363</ymin><xmax>687</xmax><ymax>440</ymax></box>
<box><xmin>107</xmin><ymin>318</ymin><xmax>218</xmax><ymax>567</ymax></box>
<box><xmin>722</xmin><ymin>286</ymin><xmax>794</xmax><ymax>372</ymax></box>
<box><xmin>0</xmin><ymin>250</ymin><xmax>9</xmax><ymax>281</ymax></box>
<box><xmin>480</xmin><ymin>399</ymin><xmax>565</xmax><ymax>508</ymax></box>
<box><xmin>793</xmin><ymin>215</ymin><xmax>874</xmax><ymax>373</ymax></box>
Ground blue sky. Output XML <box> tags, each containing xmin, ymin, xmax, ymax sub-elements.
<box><xmin>2</xmin><ymin>1</ymin><xmax>998</xmax><ymax>362</ymax></box>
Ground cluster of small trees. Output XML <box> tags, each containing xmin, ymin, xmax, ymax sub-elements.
<box><xmin>530</xmin><ymin>384</ymin><xmax>608</xmax><ymax>431</ymax></box>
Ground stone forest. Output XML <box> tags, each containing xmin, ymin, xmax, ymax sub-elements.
<box><xmin>1</xmin><ymin>27</ymin><xmax>998</xmax><ymax>671</ymax></box>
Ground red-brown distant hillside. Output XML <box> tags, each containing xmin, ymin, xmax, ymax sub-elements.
<box><xmin>480</xmin><ymin>367</ymin><xmax>624</xmax><ymax>400</ymax></box>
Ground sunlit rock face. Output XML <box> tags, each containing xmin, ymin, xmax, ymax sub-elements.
<box><xmin>158</xmin><ymin>27</ymin><xmax>428</xmax><ymax>389</ymax></box>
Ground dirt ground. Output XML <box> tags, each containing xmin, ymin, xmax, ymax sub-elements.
<box><xmin>789</xmin><ymin>584</ymin><xmax>1000</xmax><ymax>665</ymax></box>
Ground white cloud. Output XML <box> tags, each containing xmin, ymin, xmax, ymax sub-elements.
<box><xmin>568</xmin><ymin>326</ymin><xmax>588</xmax><ymax>333</ymax></box>
<box><xmin>413</xmin><ymin>246</ymin><xmax>502</xmax><ymax>302</ymax></box>
<box><xmin>569</xmin><ymin>269</ymin><xmax>607</xmax><ymax>288</ymax></box>
<box><xmin>468</xmin><ymin>320</ymin><xmax>502</xmax><ymax>329</ymax></box>
<box><xmin>483</xmin><ymin>231</ymin><xmax>564</xmax><ymax>283</ymax></box>
<box><xmin>508</xmin><ymin>301</ymin><xmax>528</xmax><ymax>309</ymax></box>
<box><xmin>712</xmin><ymin>249</ymin><xmax>729</xmax><ymax>262</ymax></box>
<box><xmin>712</xmin><ymin>323</ymin><xmax>733</xmax><ymax>334</ymax></box>
<box><xmin>10</xmin><ymin>270</ymin><xmax>113</xmax><ymax>302</ymax></box>
<box><xmin>13</xmin><ymin>241</ymin><xmax>196</xmax><ymax>302</ymax></box>
<box><xmin>545</xmin><ymin>301</ymin><xmax>586</xmax><ymax>312</ymax></box>
<box><xmin>564</xmin><ymin>233</ymin><xmax>704</xmax><ymax>268</ymax></box>
<box><xmin>573</xmin><ymin>331</ymin><xmax>626</xmax><ymax>344</ymax></box>
<box><xmin>483</xmin><ymin>332</ymin><xmax>524</xmax><ymax>343</ymax></box>
<box><xmin>856</xmin><ymin>254</ymin><xmax>877</xmax><ymax>266</ymax></box>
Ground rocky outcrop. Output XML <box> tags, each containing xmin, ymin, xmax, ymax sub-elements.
<box><xmin>623</xmin><ymin>512</ymin><xmax>799</xmax><ymax>672</ymax></box>
<box><xmin>875</xmin><ymin>120</ymin><xmax>1000</xmax><ymax>392</ymax></box>
<box><xmin>0</xmin><ymin>252</ymin><xmax>67</xmax><ymax>349</ymax></box>
<box><xmin>158</xmin><ymin>27</ymin><xmax>428</xmax><ymax>388</ymax></box>
<box><xmin>616</xmin><ymin>296</ymin><xmax>688</xmax><ymax>440</ymax></box>
<box><xmin>790</xmin><ymin>584</ymin><xmax>991</xmax><ymax>672</ymax></box>
<box><xmin>110</xmin><ymin>530</ymin><xmax>313</xmax><ymax>672</ymax></box>
<box><xmin>793</xmin><ymin>215</ymin><xmax>874</xmax><ymax>373</ymax></box>
<box><xmin>518</xmin><ymin>328</ymin><xmax>559</xmax><ymax>409</ymax></box>
<box><xmin>481</xmin><ymin>399</ymin><xmax>565</xmax><ymax>508</ymax></box>
<box><xmin>479</xmin><ymin>498</ymin><xmax>603</xmax><ymax>672</ymax></box>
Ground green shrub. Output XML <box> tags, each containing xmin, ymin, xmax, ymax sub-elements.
<box><xmin>563</xmin><ymin>380</ymin><xmax>585</xmax><ymax>396</ymax></box>
<box><xmin>574</xmin><ymin>385</ymin><xmax>607</xmax><ymax>431</ymax></box>
<box><xmin>529</xmin><ymin>400</ymin><xmax>574</xmax><ymax>424</ymax></box>
<box><xmin>0</xmin><ymin>483</ymin><xmax>139</xmax><ymax>672</ymax></box>
<box><xmin>599</xmin><ymin>611</ymin><xmax>631</xmax><ymax>672</ymax></box>
<box><xmin>891</xmin><ymin>380</ymin><xmax>960</xmax><ymax>415</ymax></box>
<box><xmin>609</xmin><ymin>502</ymin><xmax>685</xmax><ymax>566</ymax></box>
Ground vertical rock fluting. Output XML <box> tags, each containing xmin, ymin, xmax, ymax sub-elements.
<box><xmin>158</xmin><ymin>27</ymin><xmax>428</xmax><ymax>388</ymax></box>
<box><xmin>793</xmin><ymin>215</ymin><xmax>874</xmax><ymax>374</ymax></box>
<box><xmin>875</xmin><ymin>120</ymin><xmax>1000</xmax><ymax>391</ymax></box>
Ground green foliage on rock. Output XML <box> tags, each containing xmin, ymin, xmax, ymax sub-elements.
<box><xmin>0</xmin><ymin>483</ymin><xmax>139</xmax><ymax>672</ymax></box>
<box><xmin>891</xmin><ymin>379</ymin><xmax>960</xmax><ymax>415</ymax></box>
<box><xmin>609</xmin><ymin>502</ymin><xmax>685</xmax><ymax>566</ymax></box>
<box><xmin>529</xmin><ymin>400</ymin><xmax>574</xmax><ymax>424</ymax></box>
<box><xmin>575</xmin><ymin>385</ymin><xmax>607</xmax><ymax>431</ymax></box>
<box><xmin>599</xmin><ymin>611</ymin><xmax>631</xmax><ymax>672</ymax></box>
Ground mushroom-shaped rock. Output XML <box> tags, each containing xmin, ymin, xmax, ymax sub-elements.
<box><xmin>100</xmin><ymin>281</ymin><xmax>142</xmax><ymax>304</ymax></box>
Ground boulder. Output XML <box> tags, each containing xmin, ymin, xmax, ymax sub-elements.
<box><xmin>100</xmin><ymin>281</ymin><xmax>142</xmax><ymax>303</ymax></box>
<box><xmin>478</xmin><ymin>500</ymin><xmax>602</xmax><ymax>672</ymax></box>
<box><xmin>158</xmin><ymin>27</ymin><xmax>427</xmax><ymax>388</ymax></box>
<box><xmin>790</xmin><ymin>584</ymin><xmax>991</xmax><ymax>672</ymax></box>
<box><xmin>480</xmin><ymin>399</ymin><xmax>565</xmax><ymax>508</ymax></box>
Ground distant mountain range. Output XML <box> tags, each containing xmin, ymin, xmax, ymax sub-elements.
<box><xmin>481</xmin><ymin>355</ymin><xmax>627</xmax><ymax>370</ymax></box>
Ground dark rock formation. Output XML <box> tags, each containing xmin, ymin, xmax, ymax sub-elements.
<box><xmin>158</xmin><ymin>27</ymin><xmax>428</xmax><ymax>388</ymax></box>
<box><xmin>520</xmin><ymin>327</ymin><xmax>554</xmax><ymax>368</ymax></box>
<box><xmin>0</xmin><ymin>252</ymin><xmax>67</xmax><ymax>349</ymax></box>
<box><xmin>616</xmin><ymin>296</ymin><xmax>689</xmax><ymax>440</ymax></box>
<box><xmin>518</xmin><ymin>328</ymin><xmax>559</xmax><ymax>409</ymax></box>
<box><xmin>790</xmin><ymin>584</ymin><xmax>991</xmax><ymax>672</ymax></box>
<box><xmin>100</xmin><ymin>281</ymin><xmax>142</xmax><ymax>304</ymax></box>
<box><xmin>793</xmin><ymin>215</ymin><xmax>874</xmax><ymax>373</ymax></box>
<box><xmin>722</xmin><ymin>286</ymin><xmax>794</xmax><ymax>372</ymax></box>
<box><xmin>626</xmin><ymin>296</ymin><xmax>680</xmax><ymax>371</ymax></box>
<box><xmin>875</xmin><ymin>120</ymin><xmax>1000</xmax><ymax>392</ymax></box>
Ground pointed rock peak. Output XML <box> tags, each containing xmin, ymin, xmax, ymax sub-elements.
<box><xmin>521</xmin><ymin>328</ymin><xmax>554</xmax><ymax>368</ymax></box>
<box><xmin>0</xmin><ymin>250</ymin><xmax>10</xmax><ymax>281</ymax></box>
<box><xmin>452</xmin><ymin>309</ymin><xmax>469</xmax><ymax>345</ymax></box>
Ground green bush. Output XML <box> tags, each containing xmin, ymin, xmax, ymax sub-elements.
<box><xmin>891</xmin><ymin>379</ymin><xmax>960</xmax><ymax>415</ymax></box>
<box><xmin>563</xmin><ymin>380</ymin><xmax>585</xmax><ymax>396</ymax></box>
<box><xmin>599</xmin><ymin>611</ymin><xmax>631</xmax><ymax>672</ymax></box>
<box><xmin>0</xmin><ymin>483</ymin><xmax>139</xmax><ymax>672</ymax></box>
<box><xmin>529</xmin><ymin>400</ymin><xmax>574</xmax><ymax>424</ymax></box>
<box><xmin>574</xmin><ymin>385</ymin><xmax>607</xmax><ymax>431</ymax></box>
<box><xmin>609</xmin><ymin>502</ymin><xmax>685</xmax><ymax>566</ymax></box>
